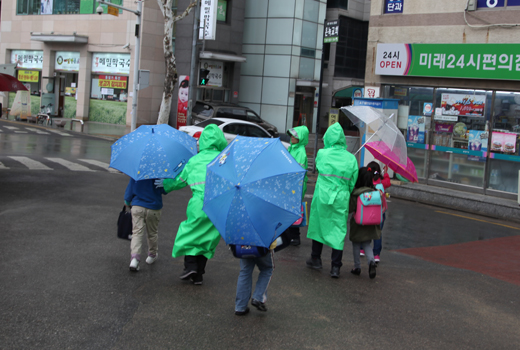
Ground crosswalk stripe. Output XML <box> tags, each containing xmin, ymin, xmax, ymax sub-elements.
<box><xmin>14</xmin><ymin>131</ymin><xmax>28</xmax><ymax>133</ymax></box>
<box><xmin>79</xmin><ymin>159</ymin><xmax>120</xmax><ymax>173</ymax></box>
<box><xmin>8</xmin><ymin>156</ymin><xmax>52</xmax><ymax>170</ymax></box>
<box><xmin>46</xmin><ymin>158</ymin><xmax>94</xmax><ymax>171</ymax></box>
<box><xmin>0</xmin><ymin>162</ymin><xmax>8</xmax><ymax>169</ymax></box>
<box><xmin>47</xmin><ymin>129</ymin><xmax>72</xmax><ymax>137</ymax></box>
<box><xmin>4</xmin><ymin>126</ymin><xmax>19</xmax><ymax>130</ymax></box>
<box><xmin>25</xmin><ymin>127</ymin><xmax>50</xmax><ymax>135</ymax></box>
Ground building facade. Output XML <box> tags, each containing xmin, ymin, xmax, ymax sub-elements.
<box><xmin>365</xmin><ymin>0</ymin><xmax>520</xmax><ymax>199</ymax></box>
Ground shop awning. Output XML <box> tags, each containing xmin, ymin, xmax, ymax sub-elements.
<box><xmin>334</xmin><ymin>86</ymin><xmax>363</xmax><ymax>99</ymax></box>
<box><xmin>296</xmin><ymin>80</ymin><xmax>329</xmax><ymax>88</ymax></box>
<box><xmin>200</xmin><ymin>51</ymin><xmax>246</xmax><ymax>63</ymax></box>
<box><xmin>30</xmin><ymin>33</ymin><xmax>88</xmax><ymax>44</ymax></box>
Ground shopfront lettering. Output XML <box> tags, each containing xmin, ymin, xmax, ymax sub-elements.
<box><xmin>380</xmin><ymin>60</ymin><xmax>402</xmax><ymax>69</ymax></box>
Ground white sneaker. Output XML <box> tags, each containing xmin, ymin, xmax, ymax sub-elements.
<box><xmin>129</xmin><ymin>258</ymin><xmax>140</xmax><ymax>271</ymax></box>
<box><xmin>146</xmin><ymin>253</ymin><xmax>158</xmax><ymax>265</ymax></box>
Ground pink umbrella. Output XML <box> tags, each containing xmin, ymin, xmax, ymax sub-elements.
<box><xmin>365</xmin><ymin>141</ymin><xmax>418</xmax><ymax>183</ymax></box>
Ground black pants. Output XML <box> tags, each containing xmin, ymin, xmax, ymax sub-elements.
<box><xmin>184</xmin><ymin>255</ymin><xmax>208</xmax><ymax>275</ymax></box>
<box><xmin>311</xmin><ymin>240</ymin><xmax>343</xmax><ymax>267</ymax></box>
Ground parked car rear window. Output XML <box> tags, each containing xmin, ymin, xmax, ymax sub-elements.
<box><xmin>216</xmin><ymin>108</ymin><xmax>247</xmax><ymax>120</ymax></box>
<box><xmin>195</xmin><ymin>119</ymin><xmax>224</xmax><ymax>127</ymax></box>
<box><xmin>193</xmin><ymin>103</ymin><xmax>213</xmax><ymax>117</ymax></box>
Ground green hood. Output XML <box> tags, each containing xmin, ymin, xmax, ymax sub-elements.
<box><xmin>199</xmin><ymin>124</ymin><xmax>227</xmax><ymax>152</ymax></box>
<box><xmin>287</xmin><ymin>125</ymin><xmax>309</xmax><ymax>147</ymax></box>
<box><xmin>323</xmin><ymin>122</ymin><xmax>346</xmax><ymax>150</ymax></box>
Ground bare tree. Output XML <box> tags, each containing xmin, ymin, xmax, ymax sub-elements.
<box><xmin>156</xmin><ymin>0</ymin><xmax>198</xmax><ymax>125</ymax></box>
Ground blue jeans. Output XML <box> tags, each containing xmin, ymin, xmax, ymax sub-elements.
<box><xmin>235</xmin><ymin>251</ymin><xmax>274</xmax><ymax>312</ymax></box>
<box><xmin>373</xmin><ymin>213</ymin><xmax>386</xmax><ymax>256</ymax></box>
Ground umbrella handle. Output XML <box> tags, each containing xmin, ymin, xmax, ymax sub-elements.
<box><xmin>354</xmin><ymin>113</ymin><xmax>394</xmax><ymax>156</ymax></box>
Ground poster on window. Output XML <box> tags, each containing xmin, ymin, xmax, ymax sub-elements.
<box><xmin>491</xmin><ymin>131</ymin><xmax>517</xmax><ymax>153</ymax></box>
<box><xmin>407</xmin><ymin>115</ymin><xmax>425</xmax><ymax>144</ymax></box>
<box><xmin>176</xmin><ymin>75</ymin><xmax>189</xmax><ymax>129</ymax></box>
<box><xmin>468</xmin><ymin>130</ymin><xmax>489</xmax><ymax>152</ymax></box>
<box><xmin>441</xmin><ymin>93</ymin><xmax>485</xmax><ymax>117</ymax></box>
<box><xmin>41</xmin><ymin>0</ymin><xmax>53</xmax><ymax>14</ymax></box>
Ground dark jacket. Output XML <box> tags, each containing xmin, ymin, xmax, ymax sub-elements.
<box><xmin>124</xmin><ymin>178</ymin><xmax>166</xmax><ymax>210</ymax></box>
<box><xmin>348</xmin><ymin>186</ymin><xmax>382</xmax><ymax>243</ymax></box>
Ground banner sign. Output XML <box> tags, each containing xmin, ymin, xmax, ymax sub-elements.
<box><xmin>477</xmin><ymin>0</ymin><xmax>520</xmax><ymax>9</ymax></box>
<box><xmin>376</xmin><ymin>43</ymin><xmax>520</xmax><ymax>81</ymax></box>
<box><xmin>55</xmin><ymin>51</ymin><xmax>80</xmax><ymax>72</ymax></box>
<box><xmin>199</xmin><ymin>0</ymin><xmax>218</xmax><ymax>40</ymax></box>
<box><xmin>329</xmin><ymin>108</ymin><xmax>339</xmax><ymax>126</ymax></box>
<box><xmin>11</xmin><ymin>50</ymin><xmax>44</xmax><ymax>70</ymax></box>
<box><xmin>324</xmin><ymin>21</ymin><xmax>339</xmax><ymax>43</ymax></box>
<box><xmin>176</xmin><ymin>75</ymin><xmax>189</xmax><ymax>129</ymax></box>
<box><xmin>407</xmin><ymin>115</ymin><xmax>425</xmax><ymax>144</ymax></box>
<box><xmin>18</xmin><ymin>70</ymin><xmax>39</xmax><ymax>83</ymax></box>
<box><xmin>92</xmin><ymin>53</ymin><xmax>131</xmax><ymax>75</ymax></box>
<box><xmin>440</xmin><ymin>93</ymin><xmax>486</xmax><ymax>117</ymax></box>
<box><xmin>98</xmin><ymin>75</ymin><xmax>128</xmax><ymax>89</ymax></box>
<box><xmin>384</xmin><ymin>0</ymin><xmax>404</xmax><ymax>14</ymax></box>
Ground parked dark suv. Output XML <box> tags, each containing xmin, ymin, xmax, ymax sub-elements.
<box><xmin>191</xmin><ymin>101</ymin><xmax>279</xmax><ymax>137</ymax></box>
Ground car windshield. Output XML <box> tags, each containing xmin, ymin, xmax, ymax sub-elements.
<box><xmin>194</xmin><ymin>119</ymin><xmax>224</xmax><ymax>127</ymax></box>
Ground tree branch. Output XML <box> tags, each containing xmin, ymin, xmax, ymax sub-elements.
<box><xmin>173</xmin><ymin>0</ymin><xmax>197</xmax><ymax>23</ymax></box>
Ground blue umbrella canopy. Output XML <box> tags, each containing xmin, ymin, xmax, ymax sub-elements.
<box><xmin>110</xmin><ymin>124</ymin><xmax>197</xmax><ymax>180</ymax></box>
<box><xmin>203</xmin><ymin>136</ymin><xmax>306</xmax><ymax>248</ymax></box>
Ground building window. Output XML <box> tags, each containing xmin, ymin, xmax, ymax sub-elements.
<box><xmin>327</xmin><ymin>0</ymin><xmax>348</xmax><ymax>10</ymax></box>
<box><xmin>334</xmin><ymin>16</ymin><xmax>368</xmax><ymax>79</ymax></box>
<box><xmin>16</xmin><ymin>0</ymin><xmax>122</xmax><ymax>15</ymax></box>
<box><xmin>17</xmin><ymin>0</ymin><xmax>40</xmax><ymax>15</ymax></box>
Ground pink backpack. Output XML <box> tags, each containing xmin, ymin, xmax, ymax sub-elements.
<box><xmin>354</xmin><ymin>190</ymin><xmax>384</xmax><ymax>226</ymax></box>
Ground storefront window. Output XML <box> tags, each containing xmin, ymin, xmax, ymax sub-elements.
<box><xmin>429</xmin><ymin>88</ymin><xmax>492</xmax><ymax>187</ymax></box>
<box><xmin>487</xmin><ymin>91</ymin><xmax>520</xmax><ymax>194</ymax></box>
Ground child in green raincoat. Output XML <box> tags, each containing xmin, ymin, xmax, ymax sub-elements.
<box><xmin>281</xmin><ymin>125</ymin><xmax>309</xmax><ymax>247</ymax></box>
<box><xmin>306</xmin><ymin>122</ymin><xmax>358</xmax><ymax>278</ymax></box>
<box><xmin>156</xmin><ymin>124</ymin><xmax>228</xmax><ymax>285</ymax></box>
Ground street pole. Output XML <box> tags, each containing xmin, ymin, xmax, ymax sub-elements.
<box><xmin>97</xmin><ymin>0</ymin><xmax>142</xmax><ymax>132</ymax></box>
<box><xmin>187</xmin><ymin>0</ymin><xmax>201</xmax><ymax>126</ymax></box>
<box><xmin>313</xmin><ymin>19</ymin><xmax>327</xmax><ymax>173</ymax></box>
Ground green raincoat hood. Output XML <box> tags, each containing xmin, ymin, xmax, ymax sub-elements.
<box><xmin>323</xmin><ymin>122</ymin><xmax>347</xmax><ymax>150</ymax></box>
<box><xmin>287</xmin><ymin>125</ymin><xmax>309</xmax><ymax>147</ymax></box>
<box><xmin>199</xmin><ymin>124</ymin><xmax>227</xmax><ymax>152</ymax></box>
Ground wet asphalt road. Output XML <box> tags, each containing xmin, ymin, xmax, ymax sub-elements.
<box><xmin>1</xmin><ymin>120</ymin><xmax>519</xmax><ymax>349</ymax></box>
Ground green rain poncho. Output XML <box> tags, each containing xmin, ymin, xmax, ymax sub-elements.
<box><xmin>163</xmin><ymin>124</ymin><xmax>228</xmax><ymax>259</ymax></box>
<box><xmin>287</xmin><ymin>125</ymin><xmax>309</xmax><ymax>200</ymax></box>
<box><xmin>306</xmin><ymin>122</ymin><xmax>359</xmax><ymax>250</ymax></box>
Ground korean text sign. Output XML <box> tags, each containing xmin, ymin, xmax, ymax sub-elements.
<box><xmin>18</xmin><ymin>70</ymin><xmax>39</xmax><ymax>83</ymax></box>
<box><xmin>98</xmin><ymin>76</ymin><xmax>128</xmax><ymax>89</ymax></box>
<box><xmin>384</xmin><ymin>0</ymin><xmax>403</xmax><ymax>14</ymax></box>
<box><xmin>324</xmin><ymin>21</ymin><xmax>339</xmax><ymax>43</ymax></box>
<box><xmin>92</xmin><ymin>53</ymin><xmax>131</xmax><ymax>75</ymax></box>
<box><xmin>375</xmin><ymin>43</ymin><xmax>520</xmax><ymax>81</ymax></box>
<box><xmin>11</xmin><ymin>50</ymin><xmax>44</xmax><ymax>70</ymax></box>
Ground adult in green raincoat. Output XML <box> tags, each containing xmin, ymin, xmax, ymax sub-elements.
<box><xmin>306</xmin><ymin>122</ymin><xmax>358</xmax><ymax>278</ymax></box>
<box><xmin>159</xmin><ymin>124</ymin><xmax>227</xmax><ymax>285</ymax></box>
<box><xmin>283</xmin><ymin>125</ymin><xmax>309</xmax><ymax>247</ymax></box>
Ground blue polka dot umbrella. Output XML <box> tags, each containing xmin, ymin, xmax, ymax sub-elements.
<box><xmin>110</xmin><ymin>124</ymin><xmax>197</xmax><ymax>181</ymax></box>
<box><xmin>203</xmin><ymin>136</ymin><xmax>306</xmax><ymax>248</ymax></box>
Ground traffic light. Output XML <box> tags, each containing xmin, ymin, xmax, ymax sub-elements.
<box><xmin>199</xmin><ymin>69</ymin><xmax>210</xmax><ymax>86</ymax></box>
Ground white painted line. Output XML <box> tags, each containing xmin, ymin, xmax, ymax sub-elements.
<box><xmin>0</xmin><ymin>162</ymin><xmax>8</xmax><ymax>169</ymax></box>
<box><xmin>9</xmin><ymin>156</ymin><xmax>52</xmax><ymax>170</ymax></box>
<box><xmin>14</xmin><ymin>131</ymin><xmax>28</xmax><ymax>133</ymax></box>
<box><xmin>4</xmin><ymin>126</ymin><xmax>19</xmax><ymax>130</ymax></box>
<box><xmin>47</xmin><ymin>129</ymin><xmax>72</xmax><ymax>137</ymax></box>
<box><xmin>79</xmin><ymin>159</ymin><xmax>120</xmax><ymax>173</ymax></box>
<box><xmin>25</xmin><ymin>127</ymin><xmax>50</xmax><ymax>134</ymax></box>
<box><xmin>46</xmin><ymin>158</ymin><xmax>94</xmax><ymax>171</ymax></box>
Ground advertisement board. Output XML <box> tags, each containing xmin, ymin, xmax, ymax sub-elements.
<box><xmin>11</xmin><ymin>50</ymin><xmax>44</xmax><ymax>70</ymax></box>
<box><xmin>375</xmin><ymin>43</ymin><xmax>520</xmax><ymax>81</ymax></box>
<box><xmin>92</xmin><ymin>53</ymin><xmax>131</xmax><ymax>75</ymax></box>
<box><xmin>200</xmin><ymin>60</ymin><xmax>223</xmax><ymax>87</ymax></box>
<box><xmin>468</xmin><ymin>130</ymin><xmax>489</xmax><ymax>152</ymax></box>
<box><xmin>440</xmin><ymin>93</ymin><xmax>485</xmax><ymax>117</ymax></box>
<box><xmin>407</xmin><ymin>115</ymin><xmax>425</xmax><ymax>144</ymax></box>
<box><xmin>199</xmin><ymin>0</ymin><xmax>218</xmax><ymax>40</ymax></box>
<box><xmin>55</xmin><ymin>52</ymin><xmax>80</xmax><ymax>72</ymax></box>
<box><xmin>98</xmin><ymin>75</ymin><xmax>128</xmax><ymax>89</ymax></box>
<box><xmin>491</xmin><ymin>131</ymin><xmax>517</xmax><ymax>153</ymax></box>
<box><xmin>18</xmin><ymin>70</ymin><xmax>39</xmax><ymax>83</ymax></box>
<box><xmin>176</xmin><ymin>75</ymin><xmax>189</xmax><ymax>129</ymax></box>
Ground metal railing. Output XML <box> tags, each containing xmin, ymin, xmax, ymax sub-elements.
<box><xmin>70</xmin><ymin>119</ymin><xmax>84</xmax><ymax>132</ymax></box>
